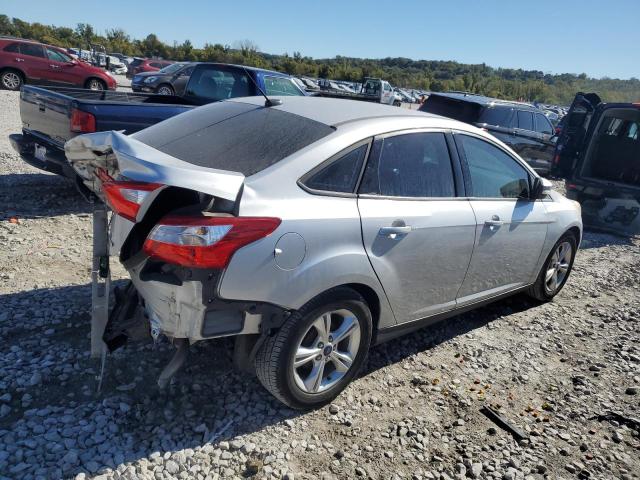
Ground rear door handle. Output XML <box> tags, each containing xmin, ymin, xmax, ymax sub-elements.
<box><xmin>14</xmin><ymin>58</ymin><xmax>24</xmax><ymax>62</ymax></box>
<box><xmin>485</xmin><ymin>215</ymin><xmax>503</xmax><ymax>227</ymax></box>
<box><xmin>379</xmin><ymin>226</ymin><xmax>412</xmax><ymax>236</ymax></box>
<box><xmin>50</xmin><ymin>65</ymin><xmax>60</xmax><ymax>69</ymax></box>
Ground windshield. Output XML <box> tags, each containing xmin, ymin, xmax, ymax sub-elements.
<box><xmin>159</xmin><ymin>63</ymin><xmax>187</xmax><ymax>74</ymax></box>
<box><xmin>133</xmin><ymin>100</ymin><xmax>334</xmax><ymax>176</ymax></box>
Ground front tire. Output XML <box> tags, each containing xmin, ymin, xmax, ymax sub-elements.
<box><xmin>1</xmin><ymin>70</ymin><xmax>23</xmax><ymax>91</ymax></box>
<box><xmin>527</xmin><ymin>232</ymin><xmax>577</xmax><ymax>301</ymax></box>
<box><xmin>155</xmin><ymin>84</ymin><xmax>174</xmax><ymax>95</ymax></box>
<box><xmin>85</xmin><ymin>78</ymin><xmax>106</xmax><ymax>90</ymax></box>
<box><xmin>255</xmin><ymin>287</ymin><xmax>372</xmax><ymax>409</ymax></box>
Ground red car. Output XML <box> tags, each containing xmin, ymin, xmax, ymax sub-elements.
<box><xmin>0</xmin><ymin>37</ymin><xmax>117</xmax><ymax>91</ymax></box>
<box><xmin>126</xmin><ymin>58</ymin><xmax>174</xmax><ymax>79</ymax></box>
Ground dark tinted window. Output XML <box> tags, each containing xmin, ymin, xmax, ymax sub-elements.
<box><xmin>20</xmin><ymin>43</ymin><xmax>45</xmax><ymax>58</ymax></box>
<box><xmin>185</xmin><ymin>65</ymin><xmax>253</xmax><ymax>101</ymax></box>
<box><xmin>149</xmin><ymin>62</ymin><xmax>162</xmax><ymax>68</ymax></box>
<box><xmin>3</xmin><ymin>43</ymin><xmax>20</xmax><ymax>53</ymax></box>
<box><xmin>304</xmin><ymin>144</ymin><xmax>367</xmax><ymax>193</ymax></box>
<box><xmin>420</xmin><ymin>95</ymin><xmax>482</xmax><ymax>123</ymax></box>
<box><xmin>133</xmin><ymin>101</ymin><xmax>334</xmax><ymax>176</ymax></box>
<box><xmin>535</xmin><ymin>114</ymin><xmax>553</xmax><ymax>134</ymax></box>
<box><xmin>130</xmin><ymin>58</ymin><xmax>143</xmax><ymax>67</ymax></box>
<box><xmin>359</xmin><ymin>132</ymin><xmax>455</xmax><ymax>198</ymax></box>
<box><xmin>458</xmin><ymin>135</ymin><xmax>530</xmax><ymax>198</ymax></box>
<box><xmin>479</xmin><ymin>107</ymin><xmax>514</xmax><ymax>127</ymax></box>
<box><xmin>517</xmin><ymin>110</ymin><xmax>534</xmax><ymax>131</ymax></box>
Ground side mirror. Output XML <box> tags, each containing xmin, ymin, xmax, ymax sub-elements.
<box><xmin>531</xmin><ymin>177</ymin><xmax>553</xmax><ymax>199</ymax></box>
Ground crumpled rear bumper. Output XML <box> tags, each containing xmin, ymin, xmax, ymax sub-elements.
<box><xmin>9</xmin><ymin>133</ymin><xmax>73</xmax><ymax>178</ymax></box>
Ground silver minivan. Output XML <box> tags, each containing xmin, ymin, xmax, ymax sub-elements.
<box><xmin>66</xmin><ymin>96</ymin><xmax>582</xmax><ymax>408</ymax></box>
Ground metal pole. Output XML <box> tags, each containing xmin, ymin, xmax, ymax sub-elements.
<box><xmin>91</xmin><ymin>203</ymin><xmax>110</xmax><ymax>359</ymax></box>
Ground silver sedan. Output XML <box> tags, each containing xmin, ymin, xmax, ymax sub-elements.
<box><xmin>66</xmin><ymin>96</ymin><xmax>582</xmax><ymax>409</ymax></box>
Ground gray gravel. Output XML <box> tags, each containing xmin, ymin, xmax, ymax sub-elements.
<box><xmin>0</xmin><ymin>90</ymin><xmax>639</xmax><ymax>480</ymax></box>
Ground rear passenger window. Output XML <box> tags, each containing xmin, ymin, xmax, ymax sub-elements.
<box><xmin>3</xmin><ymin>43</ymin><xmax>20</xmax><ymax>53</ymax></box>
<box><xmin>458</xmin><ymin>135</ymin><xmax>530</xmax><ymax>198</ymax></box>
<box><xmin>517</xmin><ymin>110</ymin><xmax>534</xmax><ymax>131</ymax></box>
<box><xmin>535</xmin><ymin>114</ymin><xmax>553</xmax><ymax>134</ymax></box>
<box><xmin>479</xmin><ymin>107</ymin><xmax>514</xmax><ymax>128</ymax></box>
<box><xmin>20</xmin><ymin>44</ymin><xmax>45</xmax><ymax>58</ymax></box>
<box><xmin>303</xmin><ymin>144</ymin><xmax>368</xmax><ymax>193</ymax></box>
<box><xmin>359</xmin><ymin>132</ymin><xmax>455</xmax><ymax>198</ymax></box>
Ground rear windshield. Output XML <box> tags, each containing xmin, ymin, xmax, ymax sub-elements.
<box><xmin>420</xmin><ymin>95</ymin><xmax>482</xmax><ymax>123</ymax></box>
<box><xmin>132</xmin><ymin>101</ymin><xmax>334</xmax><ymax>176</ymax></box>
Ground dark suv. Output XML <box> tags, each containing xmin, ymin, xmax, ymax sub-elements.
<box><xmin>420</xmin><ymin>92</ymin><xmax>556</xmax><ymax>174</ymax></box>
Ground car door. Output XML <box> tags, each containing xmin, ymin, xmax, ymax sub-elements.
<box><xmin>358</xmin><ymin>131</ymin><xmax>476</xmax><ymax>324</ymax></box>
<box><xmin>172</xmin><ymin>65</ymin><xmax>193</xmax><ymax>95</ymax></box>
<box><xmin>13</xmin><ymin>43</ymin><xmax>50</xmax><ymax>84</ymax></box>
<box><xmin>44</xmin><ymin>47</ymin><xmax>77</xmax><ymax>86</ymax></box>
<box><xmin>552</xmin><ymin>92</ymin><xmax>602</xmax><ymax>178</ymax></box>
<box><xmin>533</xmin><ymin>113</ymin><xmax>556</xmax><ymax>173</ymax></box>
<box><xmin>454</xmin><ymin>133</ymin><xmax>549</xmax><ymax>305</ymax></box>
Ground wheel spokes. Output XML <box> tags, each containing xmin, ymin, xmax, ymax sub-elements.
<box><xmin>294</xmin><ymin>346</ymin><xmax>321</xmax><ymax>368</ymax></box>
<box><xmin>303</xmin><ymin>359</ymin><xmax>325</xmax><ymax>393</ymax></box>
<box><xmin>313</xmin><ymin>313</ymin><xmax>331</xmax><ymax>343</ymax></box>
<box><xmin>331</xmin><ymin>315</ymin><xmax>357</xmax><ymax>344</ymax></box>
<box><xmin>330</xmin><ymin>350</ymin><xmax>353</xmax><ymax>373</ymax></box>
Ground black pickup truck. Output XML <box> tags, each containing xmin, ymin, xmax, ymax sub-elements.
<box><xmin>10</xmin><ymin>62</ymin><xmax>305</xmax><ymax>181</ymax></box>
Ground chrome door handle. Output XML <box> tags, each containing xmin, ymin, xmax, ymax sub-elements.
<box><xmin>15</xmin><ymin>58</ymin><xmax>24</xmax><ymax>62</ymax></box>
<box><xmin>379</xmin><ymin>226</ymin><xmax>412</xmax><ymax>236</ymax></box>
<box><xmin>485</xmin><ymin>215</ymin><xmax>503</xmax><ymax>227</ymax></box>
<box><xmin>50</xmin><ymin>65</ymin><xmax>60</xmax><ymax>69</ymax></box>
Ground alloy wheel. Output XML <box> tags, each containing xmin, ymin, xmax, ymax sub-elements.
<box><xmin>292</xmin><ymin>309</ymin><xmax>361</xmax><ymax>394</ymax></box>
<box><xmin>88</xmin><ymin>80</ymin><xmax>104</xmax><ymax>90</ymax></box>
<box><xmin>2</xmin><ymin>72</ymin><xmax>20</xmax><ymax>90</ymax></box>
<box><xmin>544</xmin><ymin>241</ymin><xmax>572</xmax><ymax>294</ymax></box>
<box><xmin>157</xmin><ymin>86</ymin><xmax>173</xmax><ymax>95</ymax></box>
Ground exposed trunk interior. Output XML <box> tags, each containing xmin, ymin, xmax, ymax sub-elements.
<box><xmin>581</xmin><ymin>108</ymin><xmax>640</xmax><ymax>187</ymax></box>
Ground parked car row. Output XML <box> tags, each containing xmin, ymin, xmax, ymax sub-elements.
<box><xmin>0</xmin><ymin>36</ymin><xmax>117</xmax><ymax>91</ymax></box>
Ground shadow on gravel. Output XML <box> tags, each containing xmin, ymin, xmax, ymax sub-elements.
<box><xmin>0</xmin><ymin>282</ymin><xmax>541</xmax><ymax>477</ymax></box>
<box><xmin>365</xmin><ymin>292</ymin><xmax>537</xmax><ymax>376</ymax></box>
<box><xmin>578</xmin><ymin>230</ymin><xmax>637</xmax><ymax>249</ymax></box>
<box><xmin>0</xmin><ymin>173</ymin><xmax>90</xmax><ymax>219</ymax></box>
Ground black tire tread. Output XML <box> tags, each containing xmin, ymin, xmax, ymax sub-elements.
<box><xmin>1</xmin><ymin>69</ymin><xmax>23</xmax><ymax>91</ymax></box>
<box><xmin>255</xmin><ymin>287</ymin><xmax>367</xmax><ymax>408</ymax></box>
<box><xmin>527</xmin><ymin>231</ymin><xmax>577</xmax><ymax>302</ymax></box>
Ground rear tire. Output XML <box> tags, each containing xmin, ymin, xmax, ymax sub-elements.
<box><xmin>155</xmin><ymin>84</ymin><xmax>174</xmax><ymax>95</ymax></box>
<box><xmin>527</xmin><ymin>232</ymin><xmax>577</xmax><ymax>301</ymax></box>
<box><xmin>1</xmin><ymin>69</ymin><xmax>23</xmax><ymax>91</ymax></box>
<box><xmin>85</xmin><ymin>78</ymin><xmax>106</xmax><ymax>90</ymax></box>
<box><xmin>255</xmin><ymin>287</ymin><xmax>372</xmax><ymax>409</ymax></box>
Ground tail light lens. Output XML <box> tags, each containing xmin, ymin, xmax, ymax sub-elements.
<box><xmin>143</xmin><ymin>215</ymin><xmax>281</xmax><ymax>269</ymax></box>
<box><xmin>102</xmin><ymin>180</ymin><xmax>162</xmax><ymax>222</ymax></box>
<box><xmin>70</xmin><ymin>108</ymin><xmax>96</xmax><ymax>133</ymax></box>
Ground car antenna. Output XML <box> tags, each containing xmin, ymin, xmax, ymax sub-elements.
<box><xmin>242</xmin><ymin>66</ymin><xmax>282</xmax><ymax>107</ymax></box>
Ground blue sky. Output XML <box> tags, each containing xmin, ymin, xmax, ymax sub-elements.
<box><xmin>1</xmin><ymin>0</ymin><xmax>638</xmax><ymax>79</ymax></box>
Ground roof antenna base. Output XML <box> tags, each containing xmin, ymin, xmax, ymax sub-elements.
<box><xmin>265</xmin><ymin>98</ymin><xmax>283</xmax><ymax>107</ymax></box>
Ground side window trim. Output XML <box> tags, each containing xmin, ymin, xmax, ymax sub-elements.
<box><xmin>357</xmin><ymin>129</ymin><xmax>461</xmax><ymax>200</ymax></box>
<box><xmin>297</xmin><ymin>138</ymin><xmax>373</xmax><ymax>198</ymax></box>
<box><xmin>452</xmin><ymin>131</ymin><xmax>534</xmax><ymax>200</ymax></box>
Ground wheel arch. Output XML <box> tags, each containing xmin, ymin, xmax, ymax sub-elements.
<box><xmin>567</xmin><ymin>225</ymin><xmax>582</xmax><ymax>247</ymax></box>
<box><xmin>156</xmin><ymin>82</ymin><xmax>174</xmax><ymax>93</ymax></box>
<box><xmin>0</xmin><ymin>67</ymin><xmax>25</xmax><ymax>82</ymax></box>
<box><xmin>84</xmin><ymin>76</ymin><xmax>106</xmax><ymax>89</ymax></box>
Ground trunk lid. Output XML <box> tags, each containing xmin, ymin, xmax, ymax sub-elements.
<box><xmin>64</xmin><ymin>130</ymin><xmax>245</xmax><ymax>204</ymax></box>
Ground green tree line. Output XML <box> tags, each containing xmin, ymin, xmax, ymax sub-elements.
<box><xmin>1</xmin><ymin>15</ymin><xmax>639</xmax><ymax>104</ymax></box>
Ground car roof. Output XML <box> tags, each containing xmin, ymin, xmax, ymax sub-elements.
<box><xmin>431</xmin><ymin>91</ymin><xmax>539</xmax><ymax>111</ymax></box>
<box><xmin>230</xmin><ymin>96</ymin><xmax>435</xmax><ymax>127</ymax></box>
<box><xmin>190</xmin><ymin>62</ymin><xmax>296</xmax><ymax>77</ymax></box>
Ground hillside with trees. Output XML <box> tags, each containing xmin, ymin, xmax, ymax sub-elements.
<box><xmin>1</xmin><ymin>15</ymin><xmax>639</xmax><ymax>105</ymax></box>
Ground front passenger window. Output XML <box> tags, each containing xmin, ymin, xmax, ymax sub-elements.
<box><xmin>359</xmin><ymin>132</ymin><xmax>455</xmax><ymax>198</ymax></box>
<box><xmin>458</xmin><ymin>135</ymin><xmax>531</xmax><ymax>199</ymax></box>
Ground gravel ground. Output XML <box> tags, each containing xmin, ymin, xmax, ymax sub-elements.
<box><xmin>0</xmin><ymin>89</ymin><xmax>638</xmax><ymax>480</ymax></box>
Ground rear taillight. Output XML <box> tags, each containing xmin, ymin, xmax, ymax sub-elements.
<box><xmin>143</xmin><ymin>215</ymin><xmax>281</xmax><ymax>269</ymax></box>
<box><xmin>70</xmin><ymin>108</ymin><xmax>96</xmax><ymax>133</ymax></box>
<box><xmin>102</xmin><ymin>180</ymin><xmax>162</xmax><ymax>222</ymax></box>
